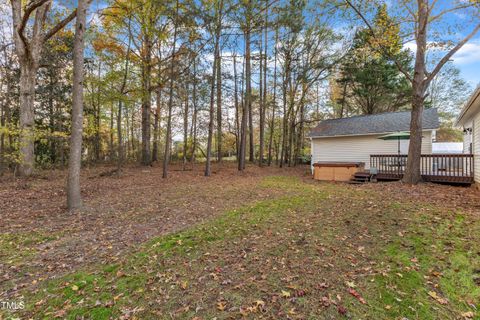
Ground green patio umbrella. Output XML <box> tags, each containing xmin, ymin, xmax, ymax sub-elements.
<box><xmin>378</xmin><ymin>131</ymin><xmax>410</xmax><ymax>155</ymax></box>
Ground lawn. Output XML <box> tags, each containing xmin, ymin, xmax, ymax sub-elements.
<box><xmin>1</xmin><ymin>163</ymin><xmax>479</xmax><ymax>319</ymax></box>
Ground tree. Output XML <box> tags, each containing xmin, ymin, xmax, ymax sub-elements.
<box><xmin>163</xmin><ymin>0</ymin><xmax>179</xmax><ymax>178</ymax></box>
<box><xmin>238</xmin><ymin>0</ymin><xmax>252</xmax><ymax>171</ymax></box>
<box><xmin>335</xmin><ymin>7</ymin><xmax>412</xmax><ymax>115</ymax></box>
<box><xmin>345</xmin><ymin>0</ymin><xmax>480</xmax><ymax>184</ymax></box>
<box><xmin>10</xmin><ymin>0</ymin><xmax>77</xmax><ymax>176</ymax></box>
<box><xmin>205</xmin><ymin>0</ymin><xmax>224</xmax><ymax>176</ymax></box>
<box><xmin>258</xmin><ymin>0</ymin><xmax>269</xmax><ymax>167</ymax></box>
<box><xmin>67</xmin><ymin>0</ymin><xmax>89</xmax><ymax>211</ymax></box>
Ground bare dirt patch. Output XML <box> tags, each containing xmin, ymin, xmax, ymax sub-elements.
<box><xmin>0</xmin><ymin>163</ymin><xmax>308</xmax><ymax>299</ymax></box>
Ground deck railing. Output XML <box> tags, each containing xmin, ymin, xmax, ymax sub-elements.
<box><xmin>370</xmin><ymin>154</ymin><xmax>474</xmax><ymax>184</ymax></box>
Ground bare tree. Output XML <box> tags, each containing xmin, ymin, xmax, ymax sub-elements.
<box><xmin>258</xmin><ymin>0</ymin><xmax>269</xmax><ymax>167</ymax></box>
<box><xmin>163</xmin><ymin>0</ymin><xmax>179</xmax><ymax>179</ymax></box>
<box><xmin>67</xmin><ymin>0</ymin><xmax>88</xmax><ymax>212</ymax></box>
<box><xmin>206</xmin><ymin>0</ymin><xmax>223</xmax><ymax>176</ymax></box>
<box><xmin>238</xmin><ymin>0</ymin><xmax>252</xmax><ymax>171</ymax></box>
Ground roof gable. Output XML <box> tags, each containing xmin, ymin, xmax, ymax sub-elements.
<box><xmin>309</xmin><ymin>109</ymin><xmax>439</xmax><ymax>138</ymax></box>
<box><xmin>456</xmin><ymin>85</ymin><xmax>480</xmax><ymax>126</ymax></box>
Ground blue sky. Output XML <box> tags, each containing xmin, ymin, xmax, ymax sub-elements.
<box><xmin>78</xmin><ymin>0</ymin><xmax>480</xmax><ymax>88</ymax></box>
<box><xmin>450</xmin><ymin>39</ymin><xmax>480</xmax><ymax>86</ymax></box>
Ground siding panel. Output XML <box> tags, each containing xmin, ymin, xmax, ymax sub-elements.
<box><xmin>473</xmin><ymin>113</ymin><xmax>480</xmax><ymax>183</ymax></box>
<box><xmin>311</xmin><ymin>131</ymin><xmax>433</xmax><ymax>170</ymax></box>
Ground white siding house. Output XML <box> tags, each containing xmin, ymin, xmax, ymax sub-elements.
<box><xmin>456</xmin><ymin>86</ymin><xmax>480</xmax><ymax>183</ymax></box>
<box><xmin>311</xmin><ymin>132</ymin><xmax>433</xmax><ymax>169</ymax></box>
<box><xmin>309</xmin><ymin>109</ymin><xmax>439</xmax><ymax>170</ymax></box>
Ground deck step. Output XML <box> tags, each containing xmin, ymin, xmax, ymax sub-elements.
<box><xmin>347</xmin><ymin>180</ymin><xmax>365</xmax><ymax>184</ymax></box>
<box><xmin>354</xmin><ymin>172</ymin><xmax>371</xmax><ymax>177</ymax></box>
<box><xmin>350</xmin><ymin>172</ymin><xmax>372</xmax><ymax>184</ymax></box>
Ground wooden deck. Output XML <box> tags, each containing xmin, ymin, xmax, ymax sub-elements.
<box><xmin>370</xmin><ymin>154</ymin><xmax>474</xmax><ymax>184</ymax></box>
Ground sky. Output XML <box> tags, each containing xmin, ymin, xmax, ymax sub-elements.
<box><xmin>449</xmin><ymin>39</ymin><xmax>480</xmax><ymax>87</ymax></box>
<box><xmin>403</xmin><ymin>38</ymin><xmax>480</xmax><ymax>87</ymax></box>
<box><xmin>3</xmin><ymin>0</ymin><xmax>480</xmax><ymax>88</ymax></box>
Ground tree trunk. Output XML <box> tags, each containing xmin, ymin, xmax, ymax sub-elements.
<box><xmin>215</xmin><ymin>0</ymin><xmax>224</xmax><ymax>164</ymax></box>
<box><xmin>259</xmin><ymin>0</ymin><xmax>268</xmax><ymax>167</ymax></box>
<box><xmin>404</xmin><ymin>92</ymin><xmax>425</xmax><ymax>184</ymax></box>
<box><xmin>403</xmin><ymin>0</ymin><xmax>428</xmax><ymax>185</ymax></box>
<box><xmin>279</xmin><ymin>60</ymin><xmax>290</xmax><ymax>168</ymax></box>
<box><xmin>18</xmin><ymin>61</ymin><xmax>37</xmax><ymax>176</ymax></box>
<box><xmin>152</xmin><ymin>89</ymin><xmax>161</xmax><ymax>162</ymax></box>
<box><xmin>141</xmin><ymin>34</ymin><xmax>152</xmax><ymax>165</ymax></box>
<box><xmin>117</xmin><ymin>27</ymin><xmax>131</xmax><ymax>172</ymax></box>
<box><xmin>67</xmin><ymin>0</ymin><xmax>88</xmax><ymax>212</ymax></box>
<box><xmin>216</xmin><ymin>49</ymin><xmax>222</xmax><ymax>163</ymax></box>
<box><xmin>233</xmin><ymin>54</ymin><xmax>240</xmax><ymax>160</ymax></box>
<box><xmin>163</xmin><ymin>0</ymin><xmax>179</xmax><ymax>178</ymax></box>
<box><xmin>183</xmin><ymin>85</ymin><xmax>189</xmax><ymax>170</ymax></box>
<box><xmin>0</xmin><ymin>84</ymin><xmax>5</xmax><ymax>175</ymax></box>
<box><xmin>1</xmin><ymin>58</ymin><xmax>12</xmax><ymax>175</ymax></box>
<box><xmin>109</xmin><ymin>104</ymin><xmax>114</xmax><ymax>160</ymax></box>
<box><xmin>205</xmin><ymin>36</ymin><xmax>218</xmax><ymax>176</ymax></box>
<box><xmin>130</xmin><ymin>108</ymin><xmax>136</xmax><ymax>158</ymax></box>
<box><xmin>117</xmin><ymin>100</ymin><xmax>123</xmax><ymax>170</ymax></box>
<box><xmin>95</xmin><ymin>61</ymin><xmax>101</xmax><ymax>161</ymax></box>
<box><xmin>248</xmin><ymin>79</ymin><xmax>254</xmax><ymax>163</ymax></box>
<box><xmin>190</xmin><ymin>58</ymin><xmax>198</xmax><ymax>163</ymax></box>
<box><xmin>267</xmin><ymin>27</ymin><xmax>278</xmax><ymax>166</ymax></box>
<box><xmin>239</xmin><ymin>4</ymin><xmax>251</xmax><ymax>171</ymax></box>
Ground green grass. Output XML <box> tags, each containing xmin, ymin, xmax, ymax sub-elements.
<box><xmin>353</xmin><ymin>207</ymin><xmax>480</xmax><ymax>320</ymax></box>
<box><xmin>14</xmin><ymin>176</ymin><xmax>331</xmax><ymax>319</ymax></box>
<box><xmin>0</xmin><ymin>233</ymin><xmax>57</xmax><ymax>264</ymax></box>
<box><xmin>3</xmin><ymin>176</ymin><xmax>480</xmax><ymax>319</ymax></box>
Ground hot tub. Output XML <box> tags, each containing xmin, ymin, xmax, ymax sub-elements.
<box><xmin>313</xmin><ymin>161</ymin><xmax>365</xmax><ymax>181</ymax></box>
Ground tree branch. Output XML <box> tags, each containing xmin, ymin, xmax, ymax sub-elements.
<box><xmin>18</xmin><ymin>0</ymin><xmax>50</xmax><ymax>40</ymax></box>
<box><xmin>43</xmin><ymin>8</ymin><xmax>77</xmax><ymax>42</ymax></box>
<box><xmin>426</xmin><ymin>23</ymin><xmax>480</xmax><ymax>84</ymax></box>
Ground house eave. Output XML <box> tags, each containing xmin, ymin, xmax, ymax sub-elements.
<box><xmin>456</xmin><ymin>85</ymin><xmax>480</xmax><ymax>127</ymax></box>
<box><xmin>309</xmin><ymin>128</ymin><xmax>437</xmax><ymax>139</ymax></box>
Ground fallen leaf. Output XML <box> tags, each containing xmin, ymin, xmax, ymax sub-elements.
<box><xmin>180</xmin><ymin>281</ymin><xmax>188</xmax><ymax>290</ymax></box>
<box><xmin>428</xmin><ymin>291</ymin><xmax>448</xmax><ymax>305</ymax></box>
<box><xmin>217</xmin><ymin>301</ymin><xmax>226</xmax><ymax>311</ymax></box>
<box><xmin>337</xmin><ymin>305</ymin><xmax>347</xmax><ymax>315</ymax></box>
<box><xmin>461</xmin><ymin>311</ymin><xmax>475</xmax><ymax>319</ymax></box>
<box><xmin>348</xmin><ymin>288</ymin><xmax>366</xmax><ymax>304</ymax></box>
<box><xmin>281</xmin><ymin>290</ymin><xmax>291</xmax><ymax>298</ymax></box>
<box><xmin>255</xmin><ymin>300</ymin><xmax>265</xmax><ymax>307</ymax></box>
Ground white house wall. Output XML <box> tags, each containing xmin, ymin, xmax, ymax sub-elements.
<box><xmin>473</xmin><ymin>112</ymin><xmax>480</xmax><ymax>183</ymax></box>
<box><xmin>311</xmin><ymin>131</ymin><xmax>433</xmax><ymax>170</ymax></box>
<box><xmin>463</xmin><ymin>119</ymin><xmax>473</xmax><ymax>154</ymax></box>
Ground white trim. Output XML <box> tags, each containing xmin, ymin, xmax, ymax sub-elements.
<box><xmin>456</xmin><ymin>85</ymin><xmax>480</xmax><ymax>126</ymax></box>
<box><xmin>310</xmin><ymin>129</ymin><xmax>436</xmax><ymax>139</ymax></box>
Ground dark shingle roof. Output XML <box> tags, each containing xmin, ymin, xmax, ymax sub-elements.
<box><xmin>309</xmin><ymin>109</ymin><xmax>439</xmax><ymax>138</ymax></box>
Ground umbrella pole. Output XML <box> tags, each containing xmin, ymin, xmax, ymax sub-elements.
<box><xmin>398</xmin><ymin>138</ymin><xmax>401</xmax><ymax>170</ymax></box>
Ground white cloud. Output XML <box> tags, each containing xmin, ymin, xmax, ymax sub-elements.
<box><xmin>403</xmin><ymin>41</ymin><xmax>417</xmax><ymax>53</ymax></box>
<box><xmin>450</xmin><ymin>41</ymin><xmax>480</xmax><ymax>65</ymax></box>
<box><xmin>403</xmin><ymin>40</ymin><xmax>480</xmax><ymax>65</ymax></box>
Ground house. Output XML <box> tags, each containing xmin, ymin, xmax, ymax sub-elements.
<box><xmin>309</xmin><ymin>109</ymin><xmax>440</xmax><ymax>171</ymax></box>
<box><xmin>432</xmin><ymin>142</ymin><xmax>463</xmax><ymax>154</ymax></box>
<box><xmin>456</xmin><ymin>85</ymin><xmax>480</xmax><ymax>184</ymax></box>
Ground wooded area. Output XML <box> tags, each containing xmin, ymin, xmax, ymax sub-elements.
<box><xmin>2</xmin><ymin>1</ymin><xmax>480</xmax><ymax>318</ymax></box>
<box><xmin>0</xmin><ymin>0</ymin><xmax>479</xmax><ymax>209</ymax></box>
